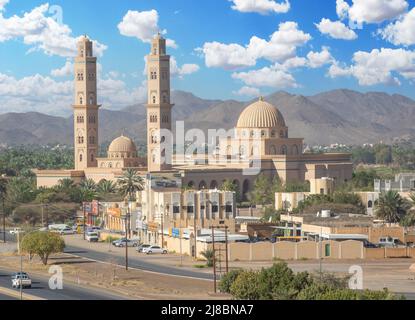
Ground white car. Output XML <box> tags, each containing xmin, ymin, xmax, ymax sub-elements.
<box><xmin>142</xmin><ymin>245</ymin><xmax>168</xmax><ymax>255</ymax></box>
<box><xmin>9</xmin><ymin>228</ymin><xmax>22</xmax><ymax>235</ymax></box>
<box><xmin>11</xmin><ymin>272</ymin><xmax>32</xmax><ymax>289</ymax></box>
<box><xmin>86</xmin><ymin>232</ymin><xmax>100</xmax><ymax>243</ymax></box>
<box><xmin>58</xmin><ymin>227</ymin><xmax>76</xmax><ymax>235</ymax></box>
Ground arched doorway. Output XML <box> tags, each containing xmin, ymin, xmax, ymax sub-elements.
<box><xmin>199</xmin><ymin>180</ymin><xmax>207</xmax><ymax>190</ymax></box>
<box><xmin>210</xmin><ymin>180</ymin><xmax>218</xmax><ymax>189</ymax></box>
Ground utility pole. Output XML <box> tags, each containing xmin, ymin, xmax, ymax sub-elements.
<box><xmin>161</xmin><ymin>208</ymin><xmax>165</xmax><ymax>249</ymax></box>
<box><xmin>211</xmin><ymin>226</ymin><xmax>217</xmax><ymax>294</ymax></box>
<box><xmin>83</xmin><ymin>203</ymin><xmax>86</xmax><ymax>240</ymax></box>
<box><xmin>125</xmin><ymin>198</ymin><xmax>130</xmax><ymax>271</ymax></box>
<box><xmin>2</xmin><ymin>197</ymin><xmax>5</xmax><ymax>243</ymax></box>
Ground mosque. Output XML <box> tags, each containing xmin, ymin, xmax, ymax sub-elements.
<box><xmin>35</xmin><ymin>35</ymin><xmax>353</xmax><ymax>200</ymax></box>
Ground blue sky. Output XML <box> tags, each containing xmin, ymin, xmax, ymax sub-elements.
<box><xmin>0</xmin><ymin>0</ymin><xmax>414</xmax><ymax>116</ymax></box>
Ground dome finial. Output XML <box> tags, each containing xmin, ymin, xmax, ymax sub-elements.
<box><xmin>259</xmin><ymin>96</ymin><xmax>264</xmax><ymax>102</ymax></box>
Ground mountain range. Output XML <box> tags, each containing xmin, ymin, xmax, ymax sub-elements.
<box><xmin>1</xmin><ymin>89</ymin><xmax>415</xmax><ymax>147</ymax></box>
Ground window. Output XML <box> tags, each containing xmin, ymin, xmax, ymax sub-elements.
<box><xmin>89</xmin><ymin>136</ymin><xmax>95</xmax><ymax>144</ymax></box>
<box><xmin>173</xmin><ymin>206</ymin><xmax>180</xmax><ymax>214</ymax></box>
<box><xmin>79</xmin><ymin>154</ymin><xmax>83</xmax><ymax>162</ymax></box>
<box><xmin>368</xmin><ymin>201</ymin><xmax>373</xmax><ymax>208</ymax></box>
<box><xmin>187</xmin><ymin>206</ymin><xmax>194</xmax><ymax>214</ymax></box>
<box><xmin>90</xmin><ymin>154</ymin><xmax>94</xmax><ymax>162</ymax></box>
<box><xmin>89</xmin><ymin>97</ymin><xmax>94</xmax><ymax>105</ymax></box>
<box><xmin>80</xmin><ymin>96</ymin><xmax>83</xmax><ymax>105</ymax></box>
<box><xmin>225</xmin><ymin>205</ymin><xmax>233</xmax><ymax>213</ymax></box>
<box><xmin>212</xmin><ymin>204</ymin><xmax>219</xmax><ymax>213</ymax></box>
<box><xmin>152</xmin><ymin>96</ymin><xmax>156</xmax><ymax>104</ymax></box>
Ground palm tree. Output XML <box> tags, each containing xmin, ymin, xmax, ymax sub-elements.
<box><xmin>97</xmin><ymin>179</ymin><xmax>117</xmax><ymax>194</ymax></box>
<box><xmin>0</xmin><ymin>177</ymin><xmax>8</xmax><ymax>243</ymax></box>
<box><xmin>117</xmin><ymin>169</ymin><xmax>144</xmax><ymax>201</ymax></box>
<box><xmin>79</xmin><ymin>179</ymin><xmax>97</xmax><ymax>192</ymax></box>
<box><xmin>56</xmin><ymin>179</ymin><xmax>75</xmax><ymax>192</ymax></box>
<box><xmin>375</xmin><ymin>191</ymin><xmax>411</xmax><ymax>224</ymax></box>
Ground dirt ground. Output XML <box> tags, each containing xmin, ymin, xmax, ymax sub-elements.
<box><xmin>0</xmin><ymin>252</ymin><xmax>224</xmax><ymax>300</ymax></box>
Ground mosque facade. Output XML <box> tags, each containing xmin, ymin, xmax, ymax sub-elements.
<box><xmin>35</xmin><ymin>35</ymin><xmax>353</xmax><ymax>200</ymax></box>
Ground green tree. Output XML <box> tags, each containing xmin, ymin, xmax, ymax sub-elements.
<box><xmin>220</xmin><ymin>180</ymin><xmax>241</xmax><ymax>203</ymax></box>
<box><xmin>117</xmin><ymin>169</ymin><xmax>145</xmax><ymax>201</ymax></box>
<box><xmin>250</xmin><ymin>174</ymin><xmax>273</xmax><ymax>206</ymax></box>
<box><xmin>21</xmin><ymin>232</ymin><xmax>65</xmax><ymax>265</ymax></box>
<box><xmin>200</xmin><ymin>249</ymin><xmax>215</xmax><ymax>267</ymax></box>
<box><xmin>375</xmin><ymin>191</ymin><xmax>411</xmax><ymax>224</ymax></box>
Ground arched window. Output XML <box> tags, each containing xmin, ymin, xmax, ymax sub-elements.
<box><xmin>79</xmin><ymin>154</ymin><xmax>83</xmax><ymax>162</ymax></box>
<box><xmin>152</xmin><ymin>96</ymin><xmax>156</xmax><ymax>104</ymax></box>
<box><xmin>89</xmin><ymin>96</ymin><xmax>94</xmax><ymax>105</ymax></box>
<box><xmin>90</xmin><ymin>154</ymin><xmax>94</xmax><ymax>162</ymax></box>
<box><xmin>270</xmin><ymin>145</ymin><xmax>277</xmax><ymax>155</ymax></box>
<box><xmin>80</xmin><ymin>96</ymin><xmax>83</xmax><ymax>105</ymax></box>
<box><xmin>368</xmin><ymin>201</ymin><xmax>373</xmax><ymax>208</ymax></box>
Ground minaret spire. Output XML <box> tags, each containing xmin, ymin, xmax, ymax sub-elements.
<box><xmin>146</xmin><ymin>33</ymin><xmax>174</xmax><ymax>172</ymax></box>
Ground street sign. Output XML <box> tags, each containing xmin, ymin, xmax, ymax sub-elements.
<box><xmin>172</xmin><ymin>228</ymin><xmax>180</xmax><ymax>238</ymax></box>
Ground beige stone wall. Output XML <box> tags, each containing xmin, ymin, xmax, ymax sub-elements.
<box><xmin>339</xmin><ymin>240</ymin><xmax>364</xmax><ymax>259</ymax></box>
<box><xmin>275</xmin><ymin>242</ymin><xmax>296</xmax><ymax>260</ymax></box>
<box><xmin>297</xmin><ymin>241</ymin><xmax>318</xmax><ymax>260</ymax></box>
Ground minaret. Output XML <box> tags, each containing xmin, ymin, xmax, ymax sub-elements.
<box><xmin>73</xmin><ymin>36</ymin><xmax>100</xmax><ymax>170</ymax></box>
<box><xmin>146</xmin><ymin>33</ymin><xmax>174</xmax><ymax>172</ymax></box>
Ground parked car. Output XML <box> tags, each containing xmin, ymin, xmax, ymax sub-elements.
<box><xmin>136</xmin><ymin>244</ymin><xmax>151</xmax><ymax>253</ymax></box>
<box><xmin>58</xmin><ymin>227</ymin><xmax>76</xmax><ymax>235</ymax></box>
<box><xmin>142</xmin><ymin>245</ymin><xmax>168</xmax><ymax>255</ymax></box>
<box><xmin>363</xmin><ymin>241</ymin><xmax>379</xmax><ymax>248</ymax></box>
<box><xmin>11</xmin><ymin>272</ymin><xmax>32</xmax><ymax>289</ymax></box>
<box><xmin>112</xmin><ymin>238</ymin><xmax>139</xmax><ymax>247</ymax></box>
<box><xmin>378</xmin><ymin>237</ymin><xmax>399</xmax><ymax>248</ymax></box>
<box><xmin>9</xmin><ymin>228</ymin><xmax>22</xmax><ymax>235</ymax></box>
<box><xmin>86</xmin><ymin>232</ymin><xmax>99</xmax><ymax>243</ymax></box>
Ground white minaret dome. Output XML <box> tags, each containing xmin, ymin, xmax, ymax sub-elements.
<box><xmin>108</xmin><ymin>135</ymin><xmax>138</xmax><ymax>158</ymax></box>
<box><xmin>237</xmin><ymin>97</ymin><xmax>286</xmax><ymax>129</ymax></box>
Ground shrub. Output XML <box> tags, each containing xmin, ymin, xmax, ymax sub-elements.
<box><xmin>229</xmin><ymin>270</ymin><xmax>261</xmax><ymax>300</ymax></box>
<box><xmin>219</xmin><ymin>269</ymin><xmax>243</xmax><ymax>293</ymax></box>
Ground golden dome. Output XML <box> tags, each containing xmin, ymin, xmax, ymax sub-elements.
<box><xmin>237</xmin><ymin>98</ymin><xmax>286</xmax><ymax>129</ymax></box>
<box><xmin>108</xmin><ymin>135</ymin><xmax>137</xmax><ymax>154</ymax></box>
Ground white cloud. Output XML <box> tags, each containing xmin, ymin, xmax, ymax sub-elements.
<box><xmin>328</xmin><ymin>48</ymin><xmax>415</xmax><ymax>86</ymax></box>
<box><xmin>379</xmin><ymin>8</ymin><xmax>415</xmax><ymax>46</ymax></box>
<box><xmin>197</xmin><ymin>42</ymin><xmax>257</xmax><ymax>70</ymax></box>
<box><xmin>230</xmin><ymin>0</ymin><xmax>290</xmax><ymax>14</ymax></box>
<box><xmin>233</xmin><ymin>86</ymin><xmax>261</xmax><ymax>97</ymax></box>
<box><xmin>0</xmin><ymin>3</ymin><xmax>107</xmax><ymax>57</ymax></box>
<box><xmin>232</xmin><ymin>64</ymin><xmax>298</xmax><ymax>88</ymax></box>
<box><xmin>307</xmin><ymin>47</ymin><xmax>334</xmax><ymax>68</ymax></box>
<box><xmin>316</xmin><ymin>18</ymin><xmax>358</xmax><ymax>40</ymax></box>
<box><xmin>51</xmin><ymin>60</ymin><xmax>73</xmax><ymax>77</ymax></box>
<box><xmin>0</xmin><ymin>0</ymin><xmax>9</xmax><ymax>11</ymax></box>
<box><xmin>340</xmin><ymin>0</ymin><xmax>409</xmax><ymax>24</ymax></box>
<box><xmin>170</xmin><ymin>57</ymin><xmax>200</xmax><ymax>77</ymax></box>
<box><xmin>118</xmin><ymin>9</ymin><xmax>177</xmax><ymax>48</ymax></box>
<box><xmin>0</xmin><ymin>73</ymin><xmax>73</xmax><ymax>115</ymax></box>
<box><xmin>336</xmin><ymin>0</ymin><xmax>350</xmax><ymax>20</ymax></box>
<box><xmin>198</xmin><ymin>21</ymin><xmax>311</xmax><ymax>70</ymax></box>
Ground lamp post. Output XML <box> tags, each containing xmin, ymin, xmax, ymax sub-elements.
<box><xmin>124</xmin><ymin>198</ymin><xmax>131</xmax><ymax>271</ymax></box>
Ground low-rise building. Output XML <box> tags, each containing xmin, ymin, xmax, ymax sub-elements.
<box><xmin>375</xmin><ymin>173</ymin><xmax>415</xmax><ymax>193</ymax></box>
<box><xmin>280</xmin><ymin>213</ymin><xmax>406</xmax><ymax>245</ymax></box>
<box><xmin>140</xmin><ymin>187</ymin><xmax>237</xmax><ymax>248</ymax></box>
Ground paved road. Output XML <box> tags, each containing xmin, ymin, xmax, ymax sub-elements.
<box><xmin>0</xmin><ymin>292</ymin><xmax>17</xmax><ymax>300</ymax></box>
<box><xmin>65</xmin><ymin>245</ymin><xmax>214</xmax><ymax>281</ymax></box>
<box><xmin>0</xmin><ymin>268</ymin><xmax>128</xmax><ymax>300</ymax></box>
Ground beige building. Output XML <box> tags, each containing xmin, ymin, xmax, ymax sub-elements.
<box><xmin>140</xmin><ymin>187</ymin><xmax>236</xmax><ymax>245</ymax></box>
<box><xmin>36</xmin><ymin>34</ymin><xmax>353</xmax><ymax>202</ymax></box>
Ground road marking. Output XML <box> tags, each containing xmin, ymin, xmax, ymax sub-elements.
<box><xmin>0</xmin><ymin>286</ymin><xmax>45</xmax><ymax>301</ymax></box>
<box><xmin>64</xmin><ymin>251</ymin><xmax>213</xmax><ymax>282</ymax></box>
